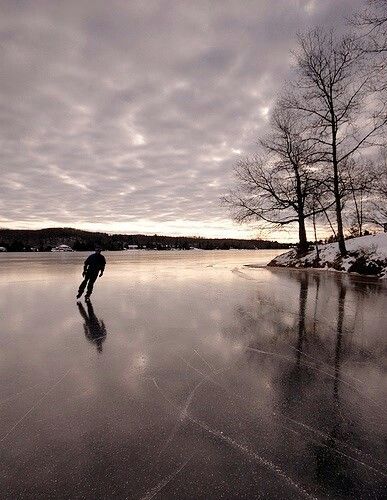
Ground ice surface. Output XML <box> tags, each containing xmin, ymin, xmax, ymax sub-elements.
<box><xmin>0</xmin><ymin>250</ymin><xmax>386</xmax><ymax>499</ymax></box>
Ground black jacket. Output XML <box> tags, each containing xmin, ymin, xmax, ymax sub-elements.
<box><xmin>84</xmin><ymin>253</ymin><xmax>106</xmax><ymax>274</ymax></box>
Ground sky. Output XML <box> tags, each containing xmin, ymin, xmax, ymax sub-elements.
<box><xmin>0</xmin><ymin>0</ymin><xmax>366</xmax><ymax>241</ymax></box>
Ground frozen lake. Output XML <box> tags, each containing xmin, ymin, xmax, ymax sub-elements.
<box><xmin>0</xmin><ymin>250</ymin><xmax>386</xmax><ymax>499</ymax></box>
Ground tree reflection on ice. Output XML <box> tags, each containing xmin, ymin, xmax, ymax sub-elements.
<box><xmin>221</xmin><ymin>270</ymin><xmax>386</xmax><ymax>498</ymax></box>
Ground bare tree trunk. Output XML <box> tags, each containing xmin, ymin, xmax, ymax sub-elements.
<box><xmin>332</xmin><ymin>132</ymin><xmax>347</xmax><ymax>255</ymax></box>
<box><xmin>319</xmin><ymin>200</ymin><xmax>337</xmax><ymax>237</ymax></box>
<box><xmin>298</xmin><ymin>213</ymin><xmax>308</xmax><ymax>254</ymax></box>
<box><xmin>334</xmin><ymin>180</ymin><xmax>347</xmax><ymax>255</ymax></box>
<box><xmin>348</xmin><ymin>168</ymin><xmax>364</xmax><ymax>236</ymax></box>
<box><xmin>295</xmin><ymin>167</ymin><xmax>309</xmax><ymax>255</ymax></box>
<box><xmin>313</xmin><ymin>209</ymin><xmax>320</xmax><ymax>260</ymax></box>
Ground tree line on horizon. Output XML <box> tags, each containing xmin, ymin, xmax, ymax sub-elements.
<box><xmin>0</xmin><ymin>227</ymin><xmax>290</xmax><ymax>252</ymax></box>
<box><xmin>224</xmin><ymin>0</ymin><xmax>387</xmax><ymax>256</ymax></box>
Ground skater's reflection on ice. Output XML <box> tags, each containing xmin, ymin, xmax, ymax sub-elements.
<box><xmin>77</xmin><ymin>301</ymin><xmax>108</xmax><ymax>353</ymax></box>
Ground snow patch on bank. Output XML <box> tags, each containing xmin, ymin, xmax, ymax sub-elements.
<box><xmin>268</xmin><ymin>233</ymin><xmax>387</xmax><ymax>278</ymax></box>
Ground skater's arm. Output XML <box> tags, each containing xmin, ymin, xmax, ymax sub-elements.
<box><xmin>83</xmin><ymin>256</ymin><xmax>90</xmax><ymax>276</ymax></box>
<box><xmin>99</xmin><ymin>256</ymin><xmax>106</xmax><ymax>277</ymax></box>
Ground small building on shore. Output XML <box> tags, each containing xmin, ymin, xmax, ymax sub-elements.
<box><xmin>51</xmin><ymin>244</ymin><xmax>73</xmax><ymax>252</ymax></box>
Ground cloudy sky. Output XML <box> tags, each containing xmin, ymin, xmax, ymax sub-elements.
<box><xmin>0</xmin><ymin>0</ymin><xmax>365</xmax><ymax>240</ymax></box>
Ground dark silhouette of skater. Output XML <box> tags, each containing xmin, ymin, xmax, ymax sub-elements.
<box><xmin>77</xmin><ymin>300</ymin><xmax>107</xmax><ymax>353</ymax></box>
<box><xmin>77</xmin><ymin>247</ymin><xmax>106</xmax><ymax>300</ymax></box>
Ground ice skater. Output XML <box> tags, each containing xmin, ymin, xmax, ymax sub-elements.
<box><xmin>76</xmin><ymin>247</ymin><xmax>106</xmax><ymax>300</ymax></box>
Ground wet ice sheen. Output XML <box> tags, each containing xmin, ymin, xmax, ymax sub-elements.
<box><xmin>0</xmin><ymin>250</ymin><xmax>386</xmax><ymax>499</ymax></box>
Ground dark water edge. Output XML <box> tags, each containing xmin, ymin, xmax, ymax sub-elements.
<box><xmin>0</xmin><ymin>251</ymin><xmax>386</xmax><ymax>499</ymax></box>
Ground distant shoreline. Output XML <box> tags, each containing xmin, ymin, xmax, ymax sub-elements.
<box><xmin>0</xmin><ymin>227</ymin><xmax>290</xmax><ymax>252</ymax></box>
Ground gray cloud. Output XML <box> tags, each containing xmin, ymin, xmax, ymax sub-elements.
<box><xmin>0</xmin><ymin>0</ymin><xmax>365</xmax><ymax>238</ymax></box>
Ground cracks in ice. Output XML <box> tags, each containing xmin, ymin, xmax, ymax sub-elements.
<box><xmin>0</xmin><ymin>382</ymin><xmax>44</xmax><ymax>407</ymax></box>
<box><xmin>280</xmin><ymin>415</ymin><xmax>387</xmax><ymax>478</ymax></box>
<box><xmin>286</xmin><ymin>344</ymin><xmax>366</xmax><ymax>386</ymax></box>
<box><xmin>182</xmin><ymin>354</ymin><xmax>387</xmax><ymax>477</ymax></box>
<box><xmin>231</xmin><ymin>267</ymin><xmax>266</xmax><ymax>282</ymax></box>
<box><xmin>156</xmin><ymin>378</ymin><xmax>206</xmax><ymax>460</ymax></box>
<box><xmin>172</xmin><ymin>353</ymin><xmax>387</xmax><ymax>480</ymax></box>
<box><xmin>0</xmin><ymin>368</ymin><xmax>71</xmax><ymax>443</ymax></box>
<box><xmin>192</xmin><ymin>348</ymin><xmax>215</xmax><ymax>372</ymax></box>
<box><xmin>151</xmin><ymin>378</ymin><xmax>318</xmax><ymax>500</ymax></box>
<box><xmin>231</xmin><ymin>348</ymin><xmax>387</xmax><ymax>478</ymax></box>
<box><xmin>156</xmin><ymin>355</ymin><xmax>223</xmax><ymax>460</ymax></box>
<box><xmin>140</xmin><ymin>454</ymin><xmax>193</xmax><ymax>500</ymax></box>
<box><xmin>246</xmin><ymin>347</ymin><xmax>384</xmax><ymax>410</ymax></box>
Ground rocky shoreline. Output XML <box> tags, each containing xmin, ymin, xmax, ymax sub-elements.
<box><xmin>267</xmin><ymin>233</ymin><xmax>387</xmax><ymax>279</ymax></box>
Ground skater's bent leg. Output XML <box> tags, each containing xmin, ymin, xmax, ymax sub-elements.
<box><xmin>78</xmin><ymin>277</ymin><xmax>89</xmax><ymax>297</ymax></box>
<box><xmin>86</xmin><ymin>274</ymin><xmax>98</xmax><ymax>297</ymax></box>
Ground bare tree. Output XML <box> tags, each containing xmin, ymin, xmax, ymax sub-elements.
<box><xmin>342</xmin><ymin>159</ymin><xmax>377</xmax><ymax>236</ymax></box>
<box><xmin>224</xmin><ymin>108</ymin><xmax>326</xmax><ymax>254</ymax></box>
<box><xmin>353</xmin><ymin>0</ymin><xmax>387</xmax><ymax>55</ymax></box>
<box><xmin>283</xmin><ymin>28</ymin><xmax>387</xmax><ymax>255</ymax></box>
<box><xmin>368</xmin><ymin>148</ymin><xmax>387</xmax><ymax>226</ymax></box>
